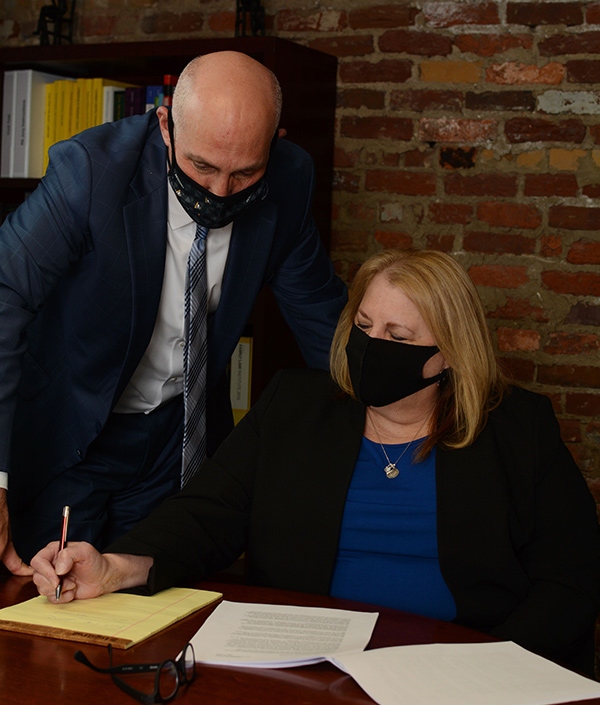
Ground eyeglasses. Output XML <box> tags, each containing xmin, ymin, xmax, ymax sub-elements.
<box><xmin>74</xmin><ymin>643</ymin><xmax>196</xmax><ymax>704</ymax></box>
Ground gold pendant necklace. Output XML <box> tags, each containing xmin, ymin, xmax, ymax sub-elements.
<box><xmin>368</xmin><ymin>410</ymin><xmax>431</xmax><ymax>479</ymax></box>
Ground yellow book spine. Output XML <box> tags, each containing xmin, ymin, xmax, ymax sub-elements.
<box><xmin>43</xmin><ymin>82</ymin><xmax>57</xmax><ymax>174</ymax></box>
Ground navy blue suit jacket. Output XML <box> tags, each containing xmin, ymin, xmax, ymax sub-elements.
<box><xmin>0</xmin><ymin>110</ymin><xmax>347</xmax><ymax>502</ymax></box>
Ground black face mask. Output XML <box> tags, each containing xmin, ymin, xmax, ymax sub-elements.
<box><xmin>346</xmin><ymin>325</ymin><xmax>447</xmax><ymax>407</ymax></box>
<box><xmin>166</xmin><ymin>109</ymin><xmax>271</xmax><ymax>230</ymax></box>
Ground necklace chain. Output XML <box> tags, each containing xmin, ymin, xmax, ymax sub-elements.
<box><xmin>368</xmin><ymin>410</ymin><xmax>431</xmax><ymax>479</ymax></box>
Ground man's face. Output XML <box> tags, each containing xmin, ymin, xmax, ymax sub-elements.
<box><xmin>157</xmin><ymin>106</ymin><xmax>271</xmax><ymax>198</ymax></box>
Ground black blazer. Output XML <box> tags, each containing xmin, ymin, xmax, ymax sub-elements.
<box><xmin>109</xmin><ymin>369</ymin><xmax>600</xmax><ymax>674</ymax></box>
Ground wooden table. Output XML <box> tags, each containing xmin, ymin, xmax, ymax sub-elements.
<box><xmin>0</xmin><ymin>574</ymin><xmax>596</xmax><ymax>704</ymax></box>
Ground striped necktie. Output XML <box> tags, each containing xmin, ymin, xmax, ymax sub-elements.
<box><xmin>181</xmin><ymin>223</ymin><xmax>209</xmax><ymax>487</ymax></box>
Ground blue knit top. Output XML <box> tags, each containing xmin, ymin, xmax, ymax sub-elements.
<box><xmin>329</xmin><ymin>436</ymin><xmax>456</xmax><ymax>621</ymax></box>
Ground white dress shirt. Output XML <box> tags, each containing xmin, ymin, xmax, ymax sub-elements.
<box><xmin>113</xmin><ymin>184</ymin><xmax>232</xmax><ymax>414</ymax></box>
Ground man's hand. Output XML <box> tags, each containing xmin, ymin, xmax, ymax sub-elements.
<box><xmin>0</xmin><ymin>489</ymin><xmax>33</xmax><ymax>576</ymax></box>
<box><xmin>31</xmin><ymin>541</ymin><xmax>153</xmax><ymax>603</ymax></box>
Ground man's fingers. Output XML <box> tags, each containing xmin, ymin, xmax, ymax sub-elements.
<box><xmin>1</xmin><ymin>544</ymin><xmax>33</xmax><ymax>576</ymax></box>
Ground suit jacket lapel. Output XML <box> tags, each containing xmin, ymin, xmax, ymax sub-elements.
<box><xmin>113</xmin><ymin>130</ymin><xmax>168</xmax><ymax>403</ymax></box>
<box><xmin>207</xmin><ymin>198</ymin><xmax>278</xmax><ymax>387</ymax></box>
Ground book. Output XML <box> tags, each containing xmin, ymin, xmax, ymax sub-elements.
<box><xmin>0</xmin><ymin>587</ymin><xmax>222</xmax><ymax>649</ymax></box>
<box><xmin>145</xmin><ymin>85</ymin><xmax>163</xmax><ymax>112</ymax></box>
<box><xmin>90</xmin><ymin>78</ymin><xmax>136</xmax><ymax>127</ymax></box>
<box><xmin>13</xmin><ymin>69</ymin><xmax>67</xmax><ymax>178</ymax></box>
<box><xmin>42</xmin><ymin>81</ymin><xmax>57</xmax><ymax>174</ymax></box>
<box><xmin>162</xmin><ymin>74</ymin><xmax>178</xmax><ymax>107</ymax></box>
<box><xmin>1</xmin><ymin>70</ymin><xmax>16</xmax><ymax>177</ymax></box>
<box><xmin>124</xmin><ymin>85</ymin><xmax>145</xmax><ymax>117</ymax></box>
<box><xmin>230</xmin><ymin>334</ymin><xmax>253</xmax><ymax>425</ymax></box>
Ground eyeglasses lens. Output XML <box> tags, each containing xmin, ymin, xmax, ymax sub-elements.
<box><xmin>157</xmin><ymin>661</ymin><xmax>179</xmax><ymax>701</ymax></box>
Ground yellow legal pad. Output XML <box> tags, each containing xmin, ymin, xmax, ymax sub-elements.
<box><xmin>0</xmin><ymin>587</ymin><xmax>222</xmax><ymax>649</ymax></box>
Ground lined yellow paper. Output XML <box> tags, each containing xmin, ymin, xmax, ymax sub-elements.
<box><xmin>0</xmin><ymin>587</ymin><xmax>222</xmax><ymax>648</ymax></box>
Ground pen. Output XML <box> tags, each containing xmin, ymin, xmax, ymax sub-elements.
<box><xmin>55</xmin><ymin>505</ymin><xmax>70</xmax><ymax>600</ymax></box>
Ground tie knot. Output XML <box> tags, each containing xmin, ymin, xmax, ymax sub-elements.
<box><xmin>195</xmin><ymin>224</ymin><xmax>208</xmax><ymax>241</ymax></box>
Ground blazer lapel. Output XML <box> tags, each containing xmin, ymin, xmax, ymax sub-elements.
<box><xmin>112</xmin><ymin>132</ymin><xmax>168</xmax><ymax>403</ymax></box>
<box><xmin>207</xmin><ymin>198</ymin><xmax>278</xmax><ymax>388</ymax></box>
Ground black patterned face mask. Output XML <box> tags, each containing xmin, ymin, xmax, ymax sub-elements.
<box><xmin>166</xmin><ymin>109</ymin><xmax>271</xmax><ymax>230</ymax></box>
<box><xmin>345</xmin><ymin>325</ymin><xmax>447</xmax><ymax>407</ymax></box>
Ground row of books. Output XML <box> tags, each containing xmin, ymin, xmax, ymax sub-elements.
<box><xmin>1</xmin><ymin>70</ymin><xmax>178</xmax><ymax>179</ymax></box>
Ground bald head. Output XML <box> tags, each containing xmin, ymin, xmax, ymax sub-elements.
<box><xmin>171</xmin><ymin>51</ymin><xmax>281</xmax><ymax>141</ymax></box>
<box><xmin>157</xmin><ymin>51</ymin><xmax>283</xmax><ymax>197</ymax></box>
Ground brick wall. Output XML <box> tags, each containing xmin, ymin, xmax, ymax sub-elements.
<box><xmin>2</xmin><ymin>1</ymin><xmax>599</xmax><ymax>488</ymax></box>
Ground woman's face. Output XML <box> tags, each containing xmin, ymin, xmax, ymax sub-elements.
<box><xmin>355</xmin><ymin>273</ymin><xmax>447</xmax><ymax>379</ymax></box>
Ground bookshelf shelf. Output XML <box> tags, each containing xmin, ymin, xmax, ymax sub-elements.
<box><xmin>0</xmin><ymin>36</ymin><xmax>338</xmax><ymax>402</ymax></box>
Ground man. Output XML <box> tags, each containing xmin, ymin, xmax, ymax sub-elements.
<box><xmin>0</xmin><ymin>51</ymin><xmax>347</xmax><ymax>571</ymax></box>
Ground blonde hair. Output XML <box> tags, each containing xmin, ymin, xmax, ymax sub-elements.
<box><xmin>330</xmin><ymin>249</ymin><xmax>507</xmax><ymax>454</ymax></box>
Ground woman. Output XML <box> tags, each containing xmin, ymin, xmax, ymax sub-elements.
<box><xmin>32</xmin><ymin>249</ymin><xmax>600</xmax><ymax>675</ymax></box>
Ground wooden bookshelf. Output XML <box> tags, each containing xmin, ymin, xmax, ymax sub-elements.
<box><xmin>0</xmin><ymin>37</ymin><xmax>338</xmax><ymax>402</ymax></box>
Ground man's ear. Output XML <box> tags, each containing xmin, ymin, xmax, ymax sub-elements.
<box><xmin>156</xmin><ymin>106</ymin><xmax>171</xmax><ymax>149</ymax></box>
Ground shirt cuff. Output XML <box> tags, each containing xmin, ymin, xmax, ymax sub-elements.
<box><xmin>0</xmin><ymin>472</ymin><xmax>7</xmax><ymax>491</ymax></box>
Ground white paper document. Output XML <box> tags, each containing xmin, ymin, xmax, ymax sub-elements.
<box><xmin>330</xmin><ymin>641</ymin><xmax>600</xmax><ymax>705</ymax></box>
<box><xmin>190</xmin><ymin>600</ymin><xmax>378</xmax><ymax>667</ymax></box>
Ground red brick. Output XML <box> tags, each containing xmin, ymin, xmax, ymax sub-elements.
<box><xmin>566</xmin><ymin>60</ymin><xmax>600</xmax><ymax>84</ymax></box>
<box><xmin>583</xmin><ymin>184</ymin><xmax>600</xmax><ymax>198</ymax></box>
<box><xmin>542</xmin><ymin>271</ymin><xmax>600</xmax><ymax>296</ymax></box>
<box><xmin>339</xmin><ymin>59</ymin><xmax>412</xmax><ymax>84</ymax></box>
<box><xmin>334</xmin><ymin>147</ymin><xmax>358</xmax><ymax>168</ymax></box>
<box><xmin>330</xmin><ymin>227</ymin><xmax>369</xmax><ymax>251</ymax></box>
<box><xmin>549</xmin><ymin>206</ymin><xmax>600</xmax><ymax>230</ymax></box>
<box><xmin>419</xmin><ymin>118</ymin><xmax>497</xmax><ymax>144</ymax></box>
<box><xmin>379</xmin><ymin>30</ymin><xmax>453</xmax><ymax>56</ymax></box>
<box><xmin>277</xmin><ymin>9</ymin><xmax>347</xmax><ymax>32</ymax></box>
<box><xmin>423</xmin><ymin>2</ymin><xmax>499</xmax><ymax>27</ymax></box>
<box><xmin>455</xmin><ymin>33</ymin><xmax>533</xmax><ymax>57</ymax></box>
<box><xmin>591</xmin><ymin>125</ymin><xmax>600</xmax><ymax>144</ymax></box>
<box><xmin>540</xmin><ymin>234</ymin><xmax>562</xmax><ymax>258</ymax></box>
<box><xmin>382</xmin><ymin>152</ymin><xmax>401</xmax><ymax>167</ymax></box>
<box><xmin>524</xmin><ymin>174</ymin><xmax>579</xmax><ymax>197</ymax></box>
<box><xmin>507</xmin><ymin>2</ymin><xmax>584</xmax><ymax>26</ymax></box>
<box><xmin>440</xmin><ymin>147</ymin><xmax>476</xmax><ymax>169</ymax></box>
<box><xmin>538</xmin><ymin>365</ymin><xmax>600</xmax><ymax>388</ymax></box>
<box><xmin>497</xmin><ymin>326</ymin><xmax>540</xmax><ymax>352</ymax></box>
<box><xmin>332</xmin><ymin>171</ymin><xmax>360</xmax><ymax>193</ymax></box>
<box><xmin>545</xmin><ymin>333</ymin><xmax>600</xmax><ymax>355</ymax></box>
<box><xmin>487</xmin><ymin>298</ymin><xmax>549</xmax><ymax>322</ymax></box>
<box><xmin>486</xmin><ymin>62</ymin><xmax>564</xmax><ymax>85</ymax></box>
<box><xmin>0</xmin><ymin>20</ymin><xmax>19</xmax><ymax>40</ymax></box>
<box><xmin>348</xmin><ymin>5</ymin><xmax>418</xmax><ymax>29</ymax></box>
<box><xmin>565</xmin><ymin>392</ymin><xmax>600</xmax><ymax>416</ymax></box>
<box><xmin>374</xmin><ymin>231</ymin><xmax>413</xmax><ymax>249</ymax></box>
<box><xmin>445</xmin><ymin>173</ymin><xmax>517</xmax><ymax>197</ymax></box>
<box><xmin>347</xmin><ymin>202</ymin><xmax>376</xmax><ymax>223</ymax></box>
<box><xmin>505</xmin><ymin>118</ymin><xmax>586</xmax><ymax>143</ymax></box>
<box><xmin>540</xmin><ymin>32</ymin><xmax>600</xmax><ymax>56</ymax></box>
<box><xmin>565</xmin><ymin>303</ymin><xmax>600</xmax><ymax>326</ymax></box>
<box><xmin>498</xmin><ymin>356</ymin><xmax>535</xmax><ymax>382</ymax></box>
<box><xmin>341</xmin><ymin>116</ymin><xmax>413</xmax><ymax>141</ymax></box>
<box><xmin>391</xmin><ymin>89</ymin><xmax>463</xmax><ymax>112</ymax></box>
<box><xmin>468</xmin><ymin>264</ymin><xmax>529</xmax><ymax>288</ymax></box>
<box><xmin>337</xmin><ymin>89</ymin><xmax>385</xmax><ymax>110</ymax></box>
<box><xmin>463</xmin><ymin>231</ymin><xmax>535</xmax><ymax>255</ymax></box>
<box><xmin>465</xmin><ymin>91</ymin><xmax>535</xmax><ymax>111</ymax></box>
<box><xmin>588</xmin><ymin>3</ymin><xmax>600</xmax><ymax>23</ymax></box>
<box><xmin>365</xmin><ymin>170</ymin><xmax>437</xmax><ymax>196</ymax></box>
<box><xmin>558</xmin><ymin>418</ymin><xmax>583</xmax><ymax>443</ymax></box>
<box><xmin>403</xmin><ymin>149</ymin><xmax>435</xmax><ymax>167</ymax></box>
<box><xmin>309</xmin><ymin>35</ymin><xmax>373</xmax><ymax>57</ymax></box>
<box><xmin>426</xmin><ymin>234</ymin><xmax>455</xmax><ymax>251</ymax></box>
<box><xmin>429</xmin><ymin>202</ymin><xmax>473</xmax><ymax>224</ymax></box>
<box><xmin>477</xmin><ymin>201</ymin><xmax>542</xmax><ymax>229</ymax></box>
<box><xmin>567</xmin><ymin>240</ymin><xmax>600</xmax><ymax>265</ymax></box>
<box><xmin>208</xmin><ymin>11</ymin><xmax>235</xmax><ymax>31</ymax></box>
